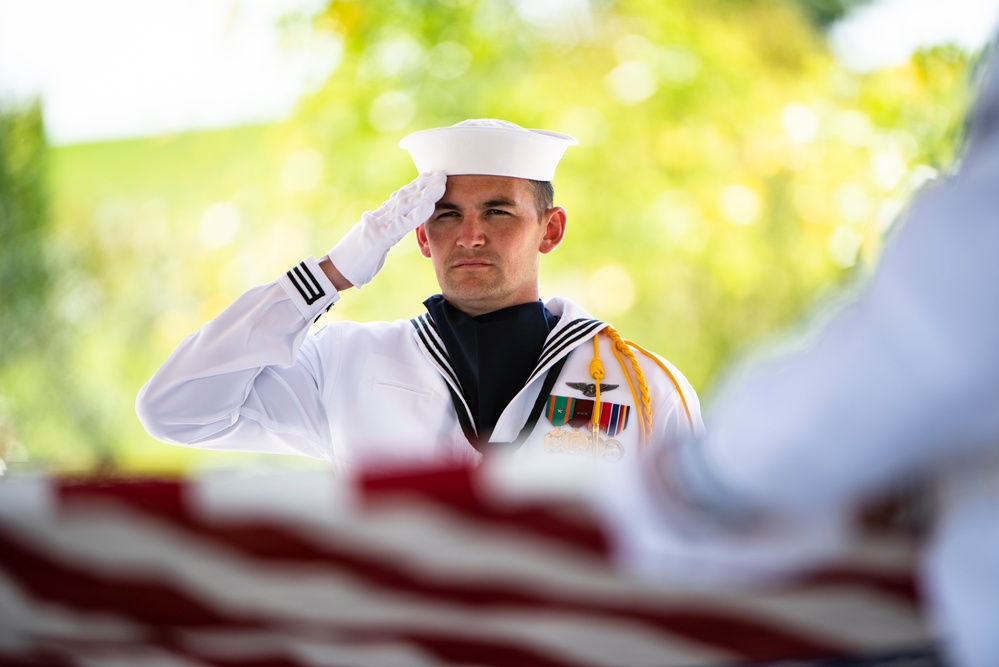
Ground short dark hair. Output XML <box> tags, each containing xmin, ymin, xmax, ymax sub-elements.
<box><xmin>528</xmin><ymin>180</ymin><xmax>554</xmax><ymax>217</ymax></box>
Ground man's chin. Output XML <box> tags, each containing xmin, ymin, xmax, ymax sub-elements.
<box><xmin>444</xmin><ymin>274</ymin><xmax>497</xmax><ymax>295</ymax></box>
<box><xmin>441</xmin><ymin>285</ymin><xmax>504</xmax><ymax>315</ymax></box>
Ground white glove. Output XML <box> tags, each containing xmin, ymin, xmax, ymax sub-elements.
<box><xmin>326</xmin><ymin>171</ymin><xmax>447</xmax><ymax>288</ymax></box>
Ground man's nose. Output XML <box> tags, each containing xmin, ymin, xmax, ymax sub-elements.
<box><xmin>456</xmin><ymin>215</ymin><xmax>485</xmax><ymax>248</ymax></box>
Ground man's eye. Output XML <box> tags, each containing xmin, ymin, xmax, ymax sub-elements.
<box><xmin>487</xmin><ymin>209</ymin><xmax>510</xmax><ymax>216</ymax></box>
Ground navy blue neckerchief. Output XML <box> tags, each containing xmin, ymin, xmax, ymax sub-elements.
<box><xmin>423</xmin><ymin>295</ymin><xmax>560</xmax><ymax>451</ymax></box>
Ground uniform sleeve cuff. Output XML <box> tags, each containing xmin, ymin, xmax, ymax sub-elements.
<box><xmin>279</xmin><ymin>256</ymin><xmax>341</xmax><ymax>321</ymax></box>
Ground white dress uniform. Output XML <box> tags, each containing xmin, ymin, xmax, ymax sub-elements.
<box><xmin>601</xmin><ymin>37</ymin><xmax>999</xmax><ymax>667</ymax></box>
<box><xmin>136</xmin><ymin>254</ymin><xmax>702</xmax><ymax>475</ymax></box>
<box><xmin>138</xmin><ymin>118</ymin><xmax>702</xmax><ymax>475</ymax></box>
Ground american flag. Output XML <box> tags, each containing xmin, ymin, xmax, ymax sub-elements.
<box><xmin>0</xmin><ymin>463</ymin><xmax>937</xmax><ymax>667</ymax></box>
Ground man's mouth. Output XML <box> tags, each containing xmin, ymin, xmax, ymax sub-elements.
<box><xmin>452</xmin><ymin>258</ymin><xmax>492</xmax><ymax>268</ymax></box>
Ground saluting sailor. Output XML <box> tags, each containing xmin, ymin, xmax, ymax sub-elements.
<box><xmin>136</xmin><ymin>119</ymin><xmax>703</xmax><ymax>474</ymax></box>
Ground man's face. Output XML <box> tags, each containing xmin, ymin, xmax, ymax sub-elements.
<box><xmin>415</xmin><ymin>175</ymin><xmax>566</xmax><ymax>317</ymax></box>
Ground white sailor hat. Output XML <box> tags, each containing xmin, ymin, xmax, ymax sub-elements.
<box><xmin>399</xmin><ymin>119</ymin><xmax>577</xmax><ymax>182</ymax></box>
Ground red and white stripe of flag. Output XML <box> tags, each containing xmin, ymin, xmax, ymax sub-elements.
<box><xmin>0</xmin><ymin>464</ymin><xmax>933</xmax><ymax>667</ymax></box>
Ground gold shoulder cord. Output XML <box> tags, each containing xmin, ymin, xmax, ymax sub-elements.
<box><xmin>588</xmin><ymin>326</ymin><xmax>695</xmax><ymax>449</ymax></box>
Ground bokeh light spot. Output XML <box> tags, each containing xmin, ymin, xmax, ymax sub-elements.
<box><xmin>358</xmin><ymin>34</ymin><xmax>424</xmax><ymax>80</ymax></box>
<box><xmin>827</xmin><ymin>225</ymin><xmax>863</xmax><ymax>268</ymax></box>
<box><xmin>660</xmin><ymin>45</ymin><xmax>700</xmax><ymax>86</ymax></box>
<box><xmin>585</xmin><ymin>264</ymin><xmax>636</xmax><ymax>317</ymax></box>
<box><xmin>200</xmin><ymin>201</ymin><xmax>241</xmax><ymax>248</ymax></box>
<box><xmin>833</xmin><ymin>183</ymin><xmax>873</xmax><ymax>223</ymax></box>
<box><xmin>559</xmin><ymin>105</ymin><xmax>608</xmax><ymax>145</ymax></box>
<box><xmin>605</xmin><ymin>61</ymin><xmax>658</xmax><ymax>105</ymax></box>
<box><xmin>835</xmin><ymin>110</ymin><xmax>873</xmax><ymax>146</ymax></box>
<box><xmin>718</xmin><ymin>184</ymin><xmax>762</xmax><ymax>226</ymax></box>
<box><xmin>614</xmin><ymin>34</ymin><xmax>658</xmax><ymax>63</ymax></box>
<box><xmin>873</xmin><ymin>151</ymin><xmax>908</xmax><ymax>190</ymax></box>
<box><xmin>281</xmin><ymin>148</ymin><xmax>324</xmax><ymax>192</ymax></box>
<box><xmin>427</xmin><ymin>41</ymin><xmax>471</xmax><ymax>80</ymax></box>
<box><xmin>782</xmin><ymin>103</ymin><xmax>819</xmax><ymax>143</ymax></box>
<box><xmin>646</xmin><ymin>190</ymin><xmax>709</xmax><ymax>251</ymax></box>
<box><xmin>369</xmin><ymin>91</ymin><xmax>415</xmax><ymax>132</ymax></box>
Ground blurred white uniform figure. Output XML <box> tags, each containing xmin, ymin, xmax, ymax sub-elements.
<box><xmin>604</xmin><ymin>44</ymin><xmax>999</xmax><ymax>667</ymax></box>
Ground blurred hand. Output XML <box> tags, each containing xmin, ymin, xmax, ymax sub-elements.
<box><xmin>327</xmin><ymin>171</ymin><xmax>447</xmax><ymax>288</ymax></box>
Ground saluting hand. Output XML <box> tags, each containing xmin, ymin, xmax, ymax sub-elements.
<box><xmin>326</xmin><ymin>171</ymin><xmax>447</xmax><ymax>289</ymax></box>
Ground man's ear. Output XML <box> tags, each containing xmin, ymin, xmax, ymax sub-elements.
<box><xmin>415</xmin><ymin>224</ymin><xmax>432</xmax><ymax>258</ymax></box>
<box><xmin>539</xmin><ymin>207</ymin><xmax>567</xmax><ymax>254</ymax></box>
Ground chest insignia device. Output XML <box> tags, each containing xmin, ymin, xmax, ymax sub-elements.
<box><xmin>566</xmin><ymin>382</ymin><xmax>618</xmax><ymax>398</ymax></box>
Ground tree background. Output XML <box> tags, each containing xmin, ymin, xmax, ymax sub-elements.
<box><xmin>0</xmin><ymin>0</ymin><xmax>979</xmax><ymax>473</ymax></box>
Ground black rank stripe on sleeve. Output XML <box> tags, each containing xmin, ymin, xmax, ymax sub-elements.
<box><xmin>287</xmin><ymin>262</ymin><xmax>326</xmax><ymax>305</ymax></box>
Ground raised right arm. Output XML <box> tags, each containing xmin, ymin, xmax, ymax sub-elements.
<box><xmin>136</xmin><ymin>172</ymin><xmax>447</xmax><ymax>460</ymax></box>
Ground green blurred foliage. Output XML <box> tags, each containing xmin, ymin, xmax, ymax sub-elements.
<box><xmin>793</xmin><ymin>0</ymin><xmax>873</xmax><ymax>27</ymax></box>
<box><xmin>1</xmin><ymin>103</ymin><xmax>49</xmax><ymax>362</ymax></box>
<box><xmin>0</xmin><ymin>104</ymin><xmax>125</xmax><ymax>471</ymax></box>
<box><xmin>294</xmin><ymin>0</ymin><xmax>972</xmax><ymax>391</ymax></box>
<box><xmin>1</xmin><ymin>104</ymin><xmax>50</xmax><ymax>467</ymax></box>
<box><xmin>0</xmin><ymin>0</ymin><xmax>977</xmax><ymax>473</ymax></box>
<box><xmin>0</xmin><ymin>103</ymin><xmax>116</xmax><ymax>471</ymax></box>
